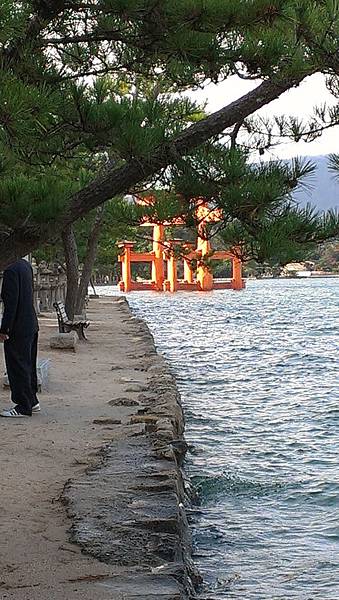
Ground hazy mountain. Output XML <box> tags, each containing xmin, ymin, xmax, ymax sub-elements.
<box><xmin>291</xmin><ymin>155</ymin><xmax>338</xmax><ymax>211</ymax></box>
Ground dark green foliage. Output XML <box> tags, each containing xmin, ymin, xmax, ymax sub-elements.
<box><xmin>0</xmin><ymin>172</ymin><xmax>72</xmax><ymax>224</ymax></box>
<box><xmin>158</xmin><ymin>144</ymin><xmax>339</xmax><ymax>266</ymax></box>
<box><xmin>0</xmin><ymin>0</ymin><xmax>338</xmax><ymax>268</ymax></box>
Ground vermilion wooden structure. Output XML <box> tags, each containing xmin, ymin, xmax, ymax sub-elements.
<box><xmin>118</xmin><ymin>199</ymin><xmax>245</xmax><ymax>293</ymax></box>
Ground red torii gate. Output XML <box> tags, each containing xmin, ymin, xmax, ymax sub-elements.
<box><xmin>118</xmin><ymin>198</ymin><xmax>245</xmax><ymax>292</ymax></box>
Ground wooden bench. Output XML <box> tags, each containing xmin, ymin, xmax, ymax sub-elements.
<box><xmin>53</xmin><ymin>301</ymin><xmax>90</xmax><ymax>340</ymax></box>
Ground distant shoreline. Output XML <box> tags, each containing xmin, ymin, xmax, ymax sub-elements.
<box><xmin>255</xmin><ymin>274</ymin><xmax>339</xmax><ymax>280</ymax></box>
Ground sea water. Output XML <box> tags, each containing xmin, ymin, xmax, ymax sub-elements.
<box><xmin>99</xmin><ymin>279</ymin><xmax>339</xmax><ymax>599</ymax></box>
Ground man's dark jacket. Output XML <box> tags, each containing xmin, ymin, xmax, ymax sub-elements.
<box><xmin>0</xmin><ymin>259</ymin><xmax>38</xmax><ymax>338</ymax></box>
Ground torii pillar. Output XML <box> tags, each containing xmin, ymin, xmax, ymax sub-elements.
<box><xmin>183</xmin><ymin>243</ymin><xmax>194</xmax><ymax>284</ymax></box>
<box><xmin>196</xmin><ymin>236</ymin><xmax>214</xmax><ymax>291</ymax></box>
<box><xmin>184</xmin><ymin>258</ymin><xmax>194</xmax><ymax>284</ymax></box>
<box><xmin>195</xmin><ymin>203</ymin><xmax>214</xmax><ymax>291</ymax></box>
<box><xmin>232</xmin><ymin>256</ymin><xmax>244</xmax><ymax>290</ymax></box>
<box><xmin>151</xmin><ymin>224</ymin><xmax>165</xmax><ymax>291</ymax></box>
<box><xmin>164</xmin><ymin>240</ymin><xmax>179</xmax><ymax>292</ymax></box>
<box><xmin>119</xmin><ymin>242</ymin><xmax>133</xmax><ymax>292</ymax></box>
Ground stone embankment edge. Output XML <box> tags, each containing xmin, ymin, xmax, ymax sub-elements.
<box><xmin>62</xmin><ymin>296</ymin><xmax>200</xmax><ymax>599</ymax></box>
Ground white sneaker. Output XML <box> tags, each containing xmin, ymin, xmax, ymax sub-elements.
<box><xmin>1</xmin><ymin>407</ymin><xmax>29</xmax><ymax>418</ymax></box>
<box><xmin>32</xmin><ymin>402</ymin><xmax>41</xmax><ymax>413</ymax></box>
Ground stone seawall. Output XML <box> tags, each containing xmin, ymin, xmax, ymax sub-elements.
<box><xmin>63</xmin><ymin>297</ymin><xmax>199</xmax><ymax>599</ymax></box>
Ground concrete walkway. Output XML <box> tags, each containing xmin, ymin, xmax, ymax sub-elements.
<box><xmin>0</xmin><ymin>298</ymin><xmax>187</xmax><ymax>600</ymax></box>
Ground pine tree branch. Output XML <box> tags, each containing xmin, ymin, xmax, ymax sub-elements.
<box><xmin>0</xmin><ymin>73</ymin><xmax>312</xmax><ymax>268</ymax></box>
<box><xmin>1</xmin><ymin>1</ymin><xmax>68</xmax><ymax>67</ymax></box>
<box><xmin>42</xmin><ymin>31</ymin><xmax>127</xmax><ymax>46</ymax></box>
<box><xmin>65</xmin><ymin>75</ymin><xmax>310</xmax><ymax>221</ymax></box>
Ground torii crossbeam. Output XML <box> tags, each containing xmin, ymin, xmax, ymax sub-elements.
<box><xmin>118</xmin><ymin>198</ymin><xmax>245</xmax><ymax>293</ymax></box>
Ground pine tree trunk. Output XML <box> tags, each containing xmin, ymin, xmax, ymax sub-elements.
<box><xmin>75</xmin><ymin>206</ymin><xmax>105</xmax><ymax>315</ymax></box>
<box><xmin>90</xmin><ymin>277</ymin><xmax>97</xmax><ymax>295</ymax></box>
<box><xmin>61</xmin><ymin>225</ymin><xmax>79</xmax><ymax>320</ymax></box>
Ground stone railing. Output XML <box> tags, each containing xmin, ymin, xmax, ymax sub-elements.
<box><xmin>34</xmin><ymin>268</ymin><xmax>67</xmax><ymax>313</ymax></box>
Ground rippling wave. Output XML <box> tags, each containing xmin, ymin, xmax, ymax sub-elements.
<box><xmin>99</xmin><ymin>279</ymin><xmax>339</xmax><ymax>599</ymax></box>
<box><xmin>192</xmin><ymin>473</ymin><xmax>285</xmax><ymax>502</ymax></box>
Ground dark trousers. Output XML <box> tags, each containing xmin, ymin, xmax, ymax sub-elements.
<box><xmin>4</xmin><ymin>333</ymin><xmax>38</xmax><ymax>415</ymax></box>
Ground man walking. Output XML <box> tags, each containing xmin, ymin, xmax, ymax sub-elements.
<box><xmin>0</xmin><ymin>258</ymin><xmax>40</xmax><ymax>417</ymax></box>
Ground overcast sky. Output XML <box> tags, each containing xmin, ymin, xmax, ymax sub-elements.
<box><xmin>188</xmin><ymin>73</ymin><xmax>338</xmax><ymax>160</ymax></box>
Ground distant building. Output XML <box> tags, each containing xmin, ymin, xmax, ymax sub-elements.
<box><xmin>282</xmin><ymin>261</ymin><xmax>315</xmax><ymax>278</ymax></box>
